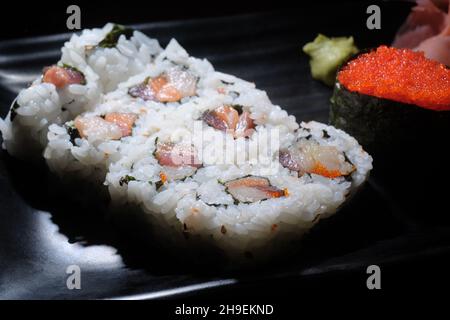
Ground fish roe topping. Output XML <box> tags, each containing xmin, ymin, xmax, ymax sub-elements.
<box><xmin>337</xmin><ymin>46</ymin><xmax>450</xmax><ymax>111</ymax></box>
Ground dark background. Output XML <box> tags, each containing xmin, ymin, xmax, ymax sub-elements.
<box><xmin>0</xmin><ymin>0</ymin><xmax>410</xmax><ymax>40</ymax></box>
<box><xmin>1</xmin><ymin>0</ymin><xmax>274</xmax><ymax>40</ymax></box>
<box><xmin>2</xmin><ymin>0</ymin><xmax>448</xmax><ymax>306</ymax></box>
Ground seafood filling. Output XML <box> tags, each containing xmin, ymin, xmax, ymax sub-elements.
<box><xmin>42</xmin><ymin>65</ymin><xmax>86</xmax><ymax>88</ymax></box>
<box><xmin>224</xmin><ymin>176</ymin><xmax>286</xmax><ymax>203</ymax></box>
<box><xmin>279</xmin><ymin>139</ymin><xmax>355</xmax><ymax>178</ymax></box>
<box><xmin>203</xmin><ymin>105</ymin><xmax>255</xmax><ymax>138</ymax></box>
<box><xmin>128</xmin><ymin>67</ymin><xmax>197</xmax><ymax>102</ymax></box>
<box><xmin>74</xmin><ymin>112</ymin><xmax>137</xmax><ymax>141</ymax></box>
<box><xmin>154</xmin><ymin>141</ymin><xmax>202</xmax><ymax>181</ymax></box>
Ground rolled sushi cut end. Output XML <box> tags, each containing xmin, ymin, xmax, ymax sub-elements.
<box><xmin>106</xmin><ymin>120</ymin><xmax>372</xmax><ymax>261</ymax></box>
<box><xmin>330</xmin><ymin>46</ymin><xmax>450</xmax><ymax>153</ymax></box>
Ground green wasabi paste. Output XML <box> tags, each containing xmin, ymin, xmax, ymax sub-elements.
<box><xmin>303</xmin><ymin>34</ymin><xmax>359</xmax><ymax>86</ymax></box>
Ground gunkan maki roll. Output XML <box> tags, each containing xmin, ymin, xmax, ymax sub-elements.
<box><xmin>330</xmin><ymin>46</ymin><xmax>450</xmax><ymax>159</ymax></box>
<box><xmin>330</xmin><ymin>45</ymin><xmax>450</xmax><ymax>223</ymax></box>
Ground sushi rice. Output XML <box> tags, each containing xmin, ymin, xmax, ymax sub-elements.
<box><xmin>0</xmin><ymin>24</ymin><xmax>372</xmax><ymax>260</ymax></box>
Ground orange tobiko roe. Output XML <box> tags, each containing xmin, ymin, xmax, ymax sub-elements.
<box><xmin>311</xmin><ymin>163</ymin><xmax>343</xmax><ymax>179</ymax></box>
<box><xmin>337</xmin><ymin>46</ymin><xmax>450</xmax><ymax>111</ymax></box>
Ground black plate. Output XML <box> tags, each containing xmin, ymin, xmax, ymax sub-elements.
<box><xmin>2</xmin><ymin>4</ymin><xmax>449</xmax><ymax>300</ymax></box>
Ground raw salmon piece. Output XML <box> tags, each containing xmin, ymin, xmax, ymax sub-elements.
<box><xmin>42</xmin><ymin>66</ymin><xmax>85</xmax><ymax>88</ymax></box>
<box><xmin>104</xmin><ymin>112</ymin><xmax>137</xmax><ymax>137</ymax></box>
<box><xmin>225</xmin><ymin>176</ymin><xmax>286</xmax><ymax>203</ymax></box>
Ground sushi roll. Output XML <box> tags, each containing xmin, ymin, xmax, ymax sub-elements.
<box><xmin>0</xmin><ymin>24</ymin><xmax>373</xmax><ymax>262</ymax></box>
